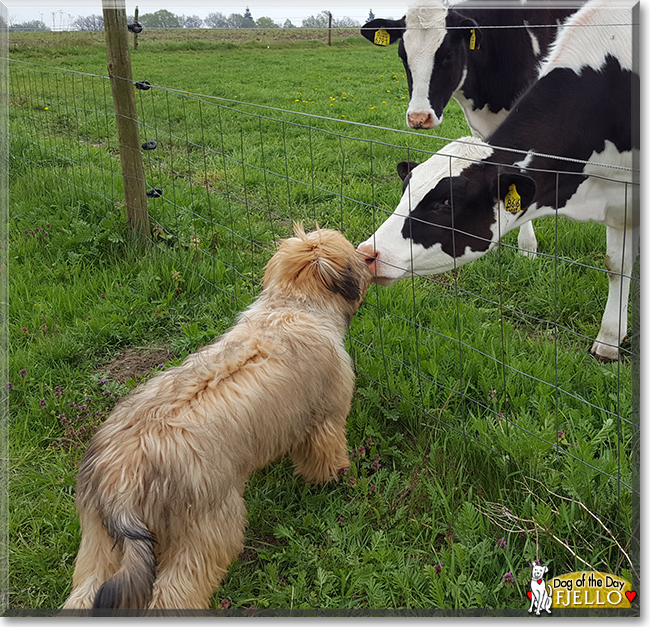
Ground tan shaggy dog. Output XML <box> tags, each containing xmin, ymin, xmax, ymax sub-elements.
<box><xmin>63</xmin><ymin>226</ymin><xmax>371</xmax><ymax>611</ymax></box>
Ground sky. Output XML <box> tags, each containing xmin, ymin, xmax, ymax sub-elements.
<box><xmin>4</xmin><ymin>0</ymin><xmax>407</xmax><ymax>28</ymax></box>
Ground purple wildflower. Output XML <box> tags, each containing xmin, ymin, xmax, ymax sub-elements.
<box><xmin>358</xmin><ymin>445</ymin><xmax>366</xmax><ymax>457</ymax></box>
<box><xmin>497</xmin><ymin>537</ymin><xmax>507</xmax><ymax>549</ymax></box>
<box><xmin>349</xmin><ymin>476</ymin><xmax>357</xmax><ymax>486</ymax></box>
<box><xmin>434</xmin><ymin>562</ymin><xmax>444</xmax><ymax>574</ymax></box>
<box><xmin>19</xmin><ymin>368</ymin><xmax>27</xmax><ymax>377</ymax></box>
<box><xmin>39</xmin><ymin>397</ymin><xmax>46</xmax><ymax>407</ymax></box>
<box><xmin>502</xmin><ymin>570</ymin><xmax>515</xmax><ymax>585</ymax></box>
<box><xmin>372</xmin><ymin>460</ymin><xmax>381</xmax><ymax>470</ymax></box>
<box><xmin>5</xmin><ymin>382</ymin><xmax>13</xmax><ymax>390</ymax></box>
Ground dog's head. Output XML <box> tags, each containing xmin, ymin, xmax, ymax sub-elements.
<box><xmin>262</xmin><ymin>225</ymin><xmax>372</xmax><ymax>321</ymax></box>
<box><xmin>532</xmin><ymin>565</ymin><xmax>548</xmax><ymax>580</ymax></box>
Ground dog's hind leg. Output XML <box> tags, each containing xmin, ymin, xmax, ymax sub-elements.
<box><xmin>291</xmin><ymin>412</ymin><xmax>350</xmax><ymax>485</ymax></box>
<box><xmin>148</xmin><ymin>488</ymin><xmax>247</xmax><ymax>610</ymax></box>
<box><xmin>62</xmin><ymin>510</ymin><xmax>121</xmax><ymax>610</ymax></box>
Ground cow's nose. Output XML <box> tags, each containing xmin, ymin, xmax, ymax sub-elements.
<box><xmin>357</xmin><ymin>243</ymin><xmax>380</xmax><ymax>276</ymax></box>
<box><xmin>407</xmin><ymin>111</ymin><xmax>435</xmax><ymax>129</ymax></box>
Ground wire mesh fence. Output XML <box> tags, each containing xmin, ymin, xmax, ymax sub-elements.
<box><xmin>9</xmin><ymin>56</ymin><xmax>639</xmax><ymax>576</ymax></box>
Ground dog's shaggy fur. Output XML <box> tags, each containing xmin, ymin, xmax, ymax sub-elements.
<box><xmin>63</xmin><ymin>226</ymin><xmax>371</xmax><ymax>611</ymax></box>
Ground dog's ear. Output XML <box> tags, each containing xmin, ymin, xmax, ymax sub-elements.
<box><xmin>543</xmin><ymin>566</ymin><xmax>548</xmax><ymax>575</ymax></box>
<box><xmin>315</xmin><ymin>258</ymin><xmax>362</xmax><ymax>302</ymax></box>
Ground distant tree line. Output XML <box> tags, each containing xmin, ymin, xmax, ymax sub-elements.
<box><xmin>8</xmin><ymin>7</ymin><xmax>363</xmax><ymax>31</ymax></box>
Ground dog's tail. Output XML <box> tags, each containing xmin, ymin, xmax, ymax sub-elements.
<box><xmin>92</xmin><ymin>510</ymin><xmax>157</xmax><ymax>612</ymax></box>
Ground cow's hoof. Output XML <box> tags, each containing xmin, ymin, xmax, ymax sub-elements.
<box><xmin>589</xmin><ymin>348</ymin><xmax>618</xmax><ymax>364</ymax></box>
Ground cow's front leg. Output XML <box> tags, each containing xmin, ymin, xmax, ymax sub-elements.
<box><xmin>517</xmin><ymin>221</ymin><xmax>538</xmax><ymax>258</ymax></box>
<box><xmin>591</xmin><ymin>225</ymin><xmax>635</xmax><ymax>362</ymax></box>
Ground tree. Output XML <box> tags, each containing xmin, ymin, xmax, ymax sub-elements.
<box><xmin>205</xmin><ymin>12</ymin><xmax>228</xmax><ymax>28</ymax></box>
<box><xmin>333</xmin><ymin>16</ymin><xmax>360</xmax><ymax>27</ymax></box>
<box><xmin>283</xmin><ymin>19</ymin><xmax>296</xmax><ymax>28</ymax></box>
<box><xmin>256</xmin><ymin>16</ymin><xmax>279</xmax><ymax>29</ymax></box>
<box><xmin>301</xmin><ymin>11</ymin><xmax>330</xmax><ymax>28</ymax></box>
<box><xmin>243</xmin><ymin>6</ymin><xmax>254</xmax><ymax>24</ymax></box>
<box><xmin>178</xmin><ymin>15</ymin><xmax>204</xmax><ymax>29</ymax></box>
<box><xmin>227</xmin><ymin>13</ymin><xmax>255</xmax><ymax>28</ymax></box>
<box><xmin>368</xmin><ymin>9</ymin><xmax>375</xmax><ymax>21</ymax></box>
<box><xmin>72</xmin><ymin>14</ymin><xmax>104</xmax><ymax>31</ymax></box>
<box><xmin>139</xmin><ymin>9</ymin><xmax>180</xmax><ymax>29</ymax></box>
<box><xmin>9</xmin><ymin>20</ymin><xmax>49</xmax><ymax>31</ymax></box>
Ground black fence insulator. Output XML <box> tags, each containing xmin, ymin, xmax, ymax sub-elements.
<box><xmin>142</xmin><ymin>140</ymin><xmax>157</xmax><ymax>151</ymax></box>
<box><xmin>128</xmin><ymin>22</ymin><xmax>143</xmax><ymax>34</ymax></box>
<box><xmin>146</xmin><ymin>188</ymin><xmax>163</xmax><ymax>198</ymax></box>
<box><xmin>135</xmin><ymin>80</ymin><xmax>151</xmax><ymax>91</ymax></box>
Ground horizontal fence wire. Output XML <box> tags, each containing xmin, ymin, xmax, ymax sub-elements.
<box><xmin>8</xmin><ymin>59</ymin><xmax>639</xmax><ymax>557</ymax></box>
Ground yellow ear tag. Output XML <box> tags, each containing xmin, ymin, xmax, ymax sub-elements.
<box><xmin>374</xmin><ymin>28</ymin><xmax>391</xmax><ymax>46</ymax></box>
<box><xmin>504</xmin><ymin>184</ymin><xmax>522</xmax><ymax>213</ymax></box>
<box><xmin>469</xmin><ymin>28</ymin><xmax>479</xmax><ymax>50</ymax></box>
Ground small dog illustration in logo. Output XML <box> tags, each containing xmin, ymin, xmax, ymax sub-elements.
<box><xmin>528</xmin><ymin>563</ymin><xmax>552</xmax><ymax>615</ymax></box>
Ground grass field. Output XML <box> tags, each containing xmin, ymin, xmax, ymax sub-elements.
<box><xmin>7</xmin><ymin>27</ymin><xmax>638</xmax><ymax>612</ymax></box>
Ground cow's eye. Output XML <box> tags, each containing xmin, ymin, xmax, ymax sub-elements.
<box><xmin>439</xmin><ymin>199</ymin><xmax>451</xmax><ymax>210</ymax></box>
<box><xmin>442</xmin><ymin>52</ymin><xmax>453</xmax><ymax>65</ymax></box>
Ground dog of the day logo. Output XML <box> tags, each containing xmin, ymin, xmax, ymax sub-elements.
<box><xmin>526</xmin><ymin>562</ymin><xmax>636</xmax><ymax>613</ymax></box>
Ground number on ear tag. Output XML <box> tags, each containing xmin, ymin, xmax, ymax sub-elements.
<box><xmin>504</xmin><ymin>184</ymin><xmax>522</xmax><ymax>213</ymax></box>
<box><xmin>374</xmin><ymin>28</ymin><xmax>391</xmax><ymax>46</ymax></box>
<box><xmin>469</xmin><ymin>28</ymin><xmax>479</xmax><ymax>50</ymax></box>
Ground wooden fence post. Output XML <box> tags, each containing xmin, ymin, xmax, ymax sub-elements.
<box><xmin>102</xmin><ymin>0</ymin><xmax>150</xmax><ymax>242</ymax></box>
<box><xmin>133</xmin><ymin>6</ymin><xmax>139</xmax><ymax>50</ymax></box>
<box><xmin>328</xmin><ymin>12</ymin><xmax>332</xmax><ymax>46</ymax></box>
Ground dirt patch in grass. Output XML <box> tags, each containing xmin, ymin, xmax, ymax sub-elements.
<box><xmin>238</xmin><ymin>534</ymin><xmax>285</xmax><ymax>565</ymax></box>
<box><xmin>97</xmin><ymin>347</ymin><xmax>175</xmax><ymax>383</ymax></box>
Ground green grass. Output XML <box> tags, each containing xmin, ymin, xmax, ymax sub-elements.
<box><xmin>7</xmin><ymin>29</ymin><xmax>637</xmax><ymax>612</ymax></box>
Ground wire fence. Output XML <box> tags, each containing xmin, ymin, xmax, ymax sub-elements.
<box><xmin>8</xmin><ymin>58</ymin><xmax>639</xmax><ymax>572</ymax></box>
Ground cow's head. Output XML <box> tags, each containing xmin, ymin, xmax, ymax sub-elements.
<box><xmin>357</xmin><ymin>138</ymin><xmax>536</xmax><ymax>283</ymax></box>
<box><xmin>361</xmin><ymin>1</ymin><xmax>483</xmax><ymax>130</ymax></box>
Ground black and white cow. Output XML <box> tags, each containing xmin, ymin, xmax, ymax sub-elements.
<box><xmin>361</xmin><ymin>0</ymin><xmax>580</xmax><ymax>257</ymax></box>
<box><xmin>361</xmin><ymin>0</ymin><xmax>579</xmax><ymax>136</ymax></box>
<box><xmin>357</xmin><ymin>0</ymin><xmax>638</xmax><ymax>362</ymax></box>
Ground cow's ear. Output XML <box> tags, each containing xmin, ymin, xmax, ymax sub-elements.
<box><xmin>448</xmin><ymin>11</ymin><xmax>482</xmax><ymax>50</ymax></box>
<box><xmin>361</xmin><ymin>17</ymin><xmax>406</xmax><ymax>46</ymax></box>
<box><xmin>495</xmin><ymin>173</ymin><xmax>536</xmax><ymax>212</ymax></box>
<box><xmin>397</xmin><ymin>161</ymin><xmax>421</xmax><ymax>181</ymax></box>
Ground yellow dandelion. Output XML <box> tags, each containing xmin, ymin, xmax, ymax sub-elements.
<box><xmin>44</xmin><ymin>107</ymin><xmax>49</xmax><ymax>110</ymax></box>
<box><xmin>341</xmin><ymin>115</ymin><xmax>345</xmax><ymax>118</ymax></box>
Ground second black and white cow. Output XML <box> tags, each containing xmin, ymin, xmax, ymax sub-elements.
<box><xmin>358</xmin><ymin>0</ymin><xmax>638</xmax><ymax>362</ymax></box>
<box><xmin>361</xmin><ymin>0</ymin><xmax>579</xmax><ymax>137</ymax></box>
<box><xmin>361</xmin><ymin>0</ymin><xmax>580</xmax><ymax>257</ymax></box>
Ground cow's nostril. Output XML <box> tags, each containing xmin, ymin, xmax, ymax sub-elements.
<box><xmin>359</xmin><ymin>249</ymin><xmax>379</xmax><ymax>266</ymax></box>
